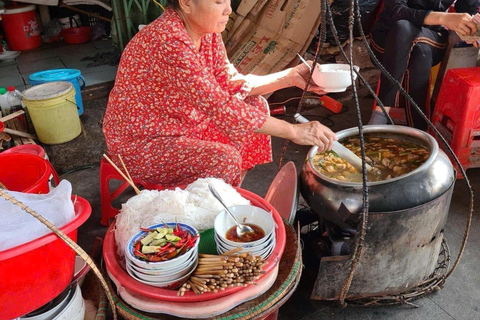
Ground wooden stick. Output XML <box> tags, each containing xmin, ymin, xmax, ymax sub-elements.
<box><xmin>188</xmin><ymin>281</ymin><xmax>201</xmax><ymax>295</ymax></box>
<box><xmin>195</xmin><ymin>265</ymin><xmax>224</xmax><ymax>271</ymax></box>
<box><xmin>194</xmin><ymin>269</ymin><xmax>227</xmax><ymax>275</ymax></box>
<box><xmin>0</xmin><ymin>110</ymin><xmax>25</xmax><ymax>122</ymax></box>
<box><xmin>227</xmin><ymin>256</ymin><xmax>241</xmax><ymax>262</ymax></box>
<box><xmin>192</xmin><ymin>273</ymin><xmax>214</xmax><ymax>278</ymax></box>
<box><xmin>190</xmin><ymin>276</ymin><xmax>208</xmax><ymax>283</ymax></box>
<box><xmin>198</xmin><ymin>259</ymin><xmax>226</xmax><ymax>265</ymax></box>
<box><xmin>3</xmin><ymin>128</ymin><xmax>36</xmax><ymax>139</ymax></box>
<box><xmin>117</xmin><ymin>154</ymin><xmax>135</xmax><ymax>187</ymax></box>
<box><xmin>60</xmin><ymin>3</ymin><xmax>112</xmax><ymax>22</ymax></box>
<box><xmin>103</xmin><ymin>154</ymin><xmax>140</xmax><ymax>194</ymax></box>
<box><xmin>221</xmin><ymin>247</ymin><xmax>242</xmax><ymax>256</ymax></box>
<box><xmin>199</xmin><ymin>254</ymin><xmax>228</xmax><ymax>259</ymax></box>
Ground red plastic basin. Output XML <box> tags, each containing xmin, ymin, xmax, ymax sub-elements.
<box><xmin>103</xmin><ymin>187</ymin><xmax>286</xmax><ymax>302</ymax></box>
<box><xmin>0</xmin><ymin>153</ymin><xmax>59</xmax><ymax>194</ymax></box>
<box><xmin>61</xmin><ymin>26</ymin><xmax>91</xmax><ymax>44</ymax></box>
<box><xmin>1</xmin><ymin>144</ymin><xmax>46</xmax><ymax>158</ymax></box>
<box><xmin>0</xmin><ymin>196</ymin><xmax>91</xmax><ymax>320</ymax></box>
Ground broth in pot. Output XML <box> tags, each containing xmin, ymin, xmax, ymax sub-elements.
<box><xmin>312</xmin><ymin>134</ymin><xmax>430</xmax><ymax>182</ymax></box>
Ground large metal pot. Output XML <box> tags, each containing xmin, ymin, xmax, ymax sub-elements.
<box><xmin>300</xmin><ymin>125</ymin><xmax>455</xmax><ymax>227</ymax></box>
<box><xmin>300</xmin><ymin>125</ymin><xmax>456</xmax><ymax>299</ymax></box>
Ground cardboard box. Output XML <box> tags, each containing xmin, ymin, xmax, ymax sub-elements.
<box><xmin>226</xmin><ymin>0</ymin><xmax>321</xmax><ymax>75</ymax></box>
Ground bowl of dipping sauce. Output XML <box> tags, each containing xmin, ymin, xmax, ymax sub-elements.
<box><xmin>214</xmin><ymin>205</ymin><xmax>275</xmax><ymax>248</ymax></box>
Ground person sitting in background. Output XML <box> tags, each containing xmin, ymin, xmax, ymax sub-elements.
<box><xmin>368</xmin><ymin>0</ymin><xmax>479</xmax><ymax>130</ymax></box>
<box><xmin>103</xmin><ymin>0</ymin><xmax>337</xmax><ymax>188</ymax></box>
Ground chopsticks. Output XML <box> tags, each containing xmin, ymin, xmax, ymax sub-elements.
<box><xmin>102</xmin><ymin>154</ymin><xmax>141</xmax><ymax>194</ymax></box>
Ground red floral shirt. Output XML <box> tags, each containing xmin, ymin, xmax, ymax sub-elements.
<box><xmin>103</xmin><ymin>9</ymin><xmax>272</xmax><ymax>187</ymax></box>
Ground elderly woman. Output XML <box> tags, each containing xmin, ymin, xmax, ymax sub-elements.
<box><xmin>368</xmin><ymin>0</ymin><xmax>479</xmax><ymax>129</ymax></box>
<box><xmin>103</xmin><ymin>0</ymin><xmax>336</xmax><ymax>187</ymax></box>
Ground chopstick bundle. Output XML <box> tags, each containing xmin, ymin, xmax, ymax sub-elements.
<box><xmin>102</xmin><ymin>154</ymin><xmax>141</xmax><ymax>194</ymax></box>
<box><xmin>177</xmin><ymin>249</ymin><xmax>267</xmax><ymax>296</ymax></box>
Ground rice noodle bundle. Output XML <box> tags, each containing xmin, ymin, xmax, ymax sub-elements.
<box><xmin>114</xmin><ymin>178</ymin><xmax>250</xmax><ymax>257</ymax></box>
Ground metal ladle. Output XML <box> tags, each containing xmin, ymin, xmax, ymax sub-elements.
<box><xmin>208</xmin><ymin>184</ymin><xmax>254</xmax><ymax>237</ymax></box>
<box><xmin>293</xmin><ymin>113</ymin><xmax>373</xmax><ymax>172</ymax></box>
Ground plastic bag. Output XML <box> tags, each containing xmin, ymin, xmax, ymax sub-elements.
<box><xmin>0</xmin><ymin>180</ymin><xmax>75</xmax><ymax>251</ymax></box>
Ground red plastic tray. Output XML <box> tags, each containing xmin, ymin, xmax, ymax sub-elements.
<box><xmin>103</xmin><ymin>187</ymin><xmax>286</xmax><ymax>302</ymax></box>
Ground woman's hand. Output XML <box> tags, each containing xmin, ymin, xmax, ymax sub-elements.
<box><xmin>290</xmin><ymin>121</ymin><xmax>337</xmax><ymax>152</ymax></box>
<box><xmin>257</xmin><ymin>117</ymin><xmax>336</xmax><ymax>152</ymax></box>
<box><xmin>441</xmin><ymin>13</ymin><xmax>477</xmax><ymax>36</ymax></box>
<box><xmin>292</xmin><ymin>60</ymin><xmax>326</xmax><ymax>95</ymax></box>
<box><xmin>465</xmin><ymin>39</ymin><xmax>480</xmax><ymax>48</ymax></box>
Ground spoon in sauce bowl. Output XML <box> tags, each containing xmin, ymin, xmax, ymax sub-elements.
<box><xmin>208</xmin><ymin>184</ymin><xmax>255</xmax><ymax>237</ymax></box>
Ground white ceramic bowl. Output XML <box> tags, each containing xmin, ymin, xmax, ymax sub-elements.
<box><xmin>217</xmin><ymin>241</ymin><xmax>274</xmax><ymax>260</ymax></box>
<box><xmin>126</xmin><ymin>259</ymin><xmax>198</xmax><ymax>289</ymax></box>
<box><xmin>312</xmin><ymin>64</ymin><xmax>360</xmax><ymax>92</ymax></box>
<box><xmin>215</xmin><ymin>234</ymin><xmax>275</xmax><ymax>257</ymax></box>
<box><xmin>52</xmin><ymin>285</ymin><xmax>83</xmax><ymax>320</ymax></box>
<box><xmin>19</xmin><ymin>287</ymin><xmax>72</xmax><ymax>320</ymax></box>
<box><xmin>127</xmin><ymin>252</ymin><xmax>197</xmax><ymax>279</ymax></box>
<box><xmin>214</xmin><ymin>205</ymin><xmax>275</xmax><ymax>247</ymax></box>
<box><xmin>125</xmin><ymin>222</ymin><xmax>200</xmax><ymax>270</ymax></box>
<box><xmin>127</xmin><ymin>246</ymin><xmax>198</xmax><ymax>273</ymax></box>
<box><xmin>214</xmin><ymin>231</ymin><xmax>275</xmax><ymax>252</ymax></box>
<box><xmin>127</xmin><ymin>257</ymin><xmax>197</xmax><ymax>283</ymax></box>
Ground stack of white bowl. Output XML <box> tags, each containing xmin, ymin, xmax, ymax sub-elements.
<box><xmin>125</xmin><ymin>222</ymin><xmax>200</xmax><ymax>289</ymax></box>
<box><xmin>214</xmin><ymin>205</ymin><xmax>276</xmax><ymax>260</ymax></box>
<box><xmin>19</xmin><ymin>285</ymin><xmax>84</xmax><ymax>320</ymax></box>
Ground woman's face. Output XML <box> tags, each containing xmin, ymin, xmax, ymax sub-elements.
<box><xmin>183</xmin><ymin>0</ymin><xmax>232</xmax><ymax>35</ymax></box>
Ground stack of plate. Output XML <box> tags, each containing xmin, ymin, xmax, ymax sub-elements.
<box><xmin>214</xmin><ymin>205</ymin><xmax>276</xmax><ymax>260</ymax></box>
<box><xmin>125</xmin><ymin>222</ymin><xmax>200</xmax><ymax>289</ymax></box>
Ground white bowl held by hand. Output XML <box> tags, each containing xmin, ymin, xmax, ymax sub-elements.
<box><xmin>312</xmin><ymin>64</ymin><xmax>360</xmax><ymax>93</ymax></box>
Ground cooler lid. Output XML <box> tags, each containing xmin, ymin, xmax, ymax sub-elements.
<box><xmin>29</xmin><ymin>69</ymin><xmax>81</xmax><ymax>82</ymax></box>
<box><xmin>22</xmin><ymin>81</ymin><xmax>73</xmax><ymax>101</ymax></box>
<box><xmin>3</xmin><ymin>4</ymin><xmax>36</xmax><ymax>15</ymax></box>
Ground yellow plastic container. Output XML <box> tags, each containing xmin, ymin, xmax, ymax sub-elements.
<box><xmin>22</xmin><ymin>81</ymin><xmax>82</xmax><ymax>144</ymax></box>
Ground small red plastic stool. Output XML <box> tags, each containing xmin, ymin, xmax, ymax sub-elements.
<box><xmin>99</xmin><ymin>158</ymin><xmax>164</xmax><ymax>226</ymax></box>
<box><xmin>430</xmin><ymin>67</ymin><xmax>480</xmax><ymax>176</ymax></box>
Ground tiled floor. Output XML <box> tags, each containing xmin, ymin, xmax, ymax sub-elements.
<box><xmin>0</xmin><ymin>39</ymin><xmax>117</xmax><ymax>92</ymax></box>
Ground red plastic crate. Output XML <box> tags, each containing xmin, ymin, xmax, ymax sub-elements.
<box><xmin>430</xmin><ymin>67</ymin><xmax>480</xmax><ymax>174</ymax></box>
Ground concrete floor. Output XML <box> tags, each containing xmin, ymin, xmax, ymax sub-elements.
<box><xmin>56</xmin><ymin>87</ymin><xmax>480</xmax><ymax>320</ymax></box>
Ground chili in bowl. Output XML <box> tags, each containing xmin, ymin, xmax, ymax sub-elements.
<box><xmin>126</xmin><ymin>222</ymin><xmax>200</xmax><ymax>271</ymax></box>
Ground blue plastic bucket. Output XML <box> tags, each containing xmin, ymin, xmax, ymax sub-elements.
<box><xmin>28</xmin><ymin>69</ymin><xmax>86</xmax><ymax>115</ymax></box>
